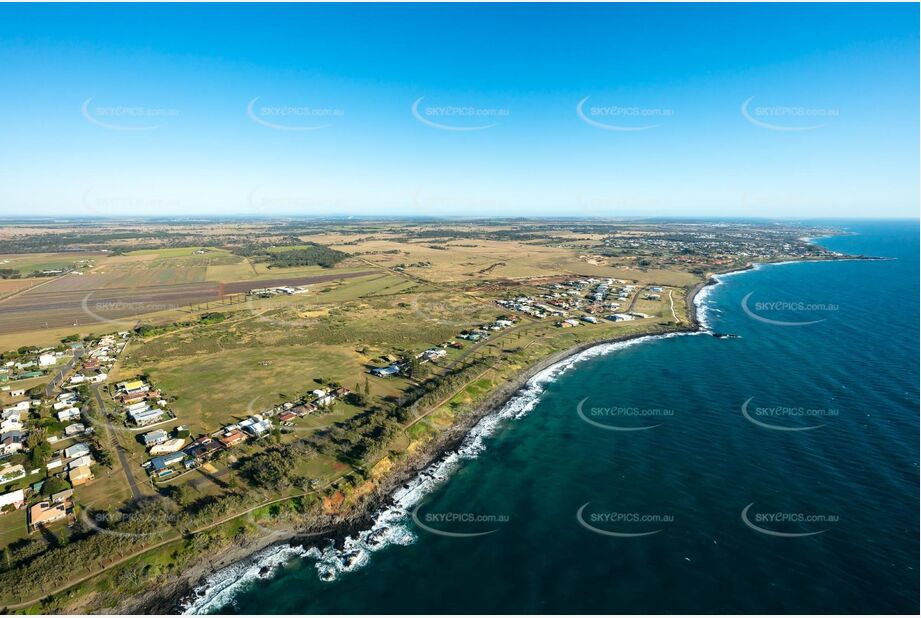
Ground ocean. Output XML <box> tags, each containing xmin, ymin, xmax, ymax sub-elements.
<box><xmin>187</xmin><ymin>219</ymin><xmax>919</xmax><ymax>615</ymax></box>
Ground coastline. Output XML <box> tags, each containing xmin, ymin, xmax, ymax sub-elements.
<box><xmin>150</xmin><ymin>316</ymin><xmax>708</xmax><ymax>613</ymax></box>
<box><xmin>111</xmin><ymin>253</ymin><xmax>865</xmax><ymax>614</ymax></box>
<box><xmin>150</xmin><ymin>326</ymin><xmax>702</xmax><ymax>614</ymax></box>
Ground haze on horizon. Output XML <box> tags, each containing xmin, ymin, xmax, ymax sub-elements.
<box><xmin>0</xmin><ymin>3</ymin><xmax>917</xmax><ymax>219</ymax></box>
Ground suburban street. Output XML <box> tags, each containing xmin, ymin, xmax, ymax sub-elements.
<box><xmin>90</xmin><ymin>383</ymin><xmax>142</xmax><ymax>500</ymax></box>
<box><xmin>44</xmin><ymin>347</ymin><xmax>83</xmax><ymax>397</ymax></box>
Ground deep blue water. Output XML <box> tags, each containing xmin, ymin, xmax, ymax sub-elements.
<box><xmin>205</xmin><ymin>220</ymin><xmax>919</xmax><ymax>614</ymax></box>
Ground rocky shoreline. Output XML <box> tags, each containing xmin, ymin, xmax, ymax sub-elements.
<box><xmin>122</xmin><ymin>284</ymin><xmax>719</xmax><ymax>614</ymax></box>
<box><xmin>95</xmin><ymin>249</ymin><xmax>875</xmax><ymax>613</ymax></box>
<box><xmin>108</xmin><ymin>254</ymin><xmax>867</xmax><ymax>613</ymax></box>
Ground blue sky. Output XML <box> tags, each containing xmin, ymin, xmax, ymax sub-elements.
<box><xmin>0</xmin><ymin>3</ymin><xmax>917</xmax><ymax>218</ymax></box>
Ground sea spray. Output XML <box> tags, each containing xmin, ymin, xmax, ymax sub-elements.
<box><xmin>182</xmin><ymin>544</ymin><xmax>312</xmax><ymax>615</ymax></box>
<box><xmin>182</xmin><ymin>331</ymin><xmax>701</xmax><ymax>614</ymax></box>
<box><xmin>694</xmin><ymin>265</ymin><xmax>759</xmax><ymax>331</ymax></box>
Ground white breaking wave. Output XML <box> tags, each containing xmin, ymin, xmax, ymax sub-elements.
<box><xmin>181</xmin><ymin>544</ymin><xmax>311</xmax><ymax>615</ymax></box>
<box><xmin>694</xmin><ymin>266</ymin><xmax>758</xmax><ymax>331</ymax></box>
<box><xmin>182</xmin><ymin>331</ymin><xmax>696</xmax><ymax>614</ymax></box>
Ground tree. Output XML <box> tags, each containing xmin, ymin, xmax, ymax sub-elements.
<box><xmin>347</xmin><ymin>392</ymin><xmax>367</xmax><ymax>407</ymax></box>
<box><xmin>239</xmin><ymin>448</ymin><xmax>296</xmax><ymax>490</ymax></box>
<box><xmin>364</xmin><ymin>376</ymin><xmax>370</xmax><ymax>396</ymax></box>
<box><xmin>41</xmin><ymin>476</ymin><xmax>71</xmax><ymax>496</ymax></box>
<box><xmin>28</xmin><ymin>428</ymin><xmax>51</xmax><ymax>468</ymax></box>
<box><xmin>407</xmin><ymin>356</ymin><xmax>420</xmax><ymax>378</ymax></box>
<box><xmin>27</xmin><ymin>384</ymin><xmax>47</xmax><ymax>398</ymax></box>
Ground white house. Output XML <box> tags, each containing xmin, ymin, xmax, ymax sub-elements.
<box><xmin>57</xmin><ymin>408</ymin><xmax>81</xmax><ymax>422</ymax></box>
<box><xmin>64</xmin><ymin>443</ymin><xmax>91</xmax><ymax>459</ymax></box>
<box><xmin>67</xmin><ymin>454</ymin><xmax>94</xmax><ymax>470</ymax></box>
<box><xmin>0</xmin><ymin>489</ymin><xmax>25</xmax><ymax>510</ymax></box>
<box><xmin>0</xmin><ymin>416</ymin><xmax>23</xmax><ymax>432</ymax></box>
<box><xmin>64</xmin><ymin>423</ymin><xmax>86</xmax><ymax>437</ymax></box>
<box><xmin>38</xmin><ymin>353</ymin><xmax>57</xmax><ymax>367</ymax></box>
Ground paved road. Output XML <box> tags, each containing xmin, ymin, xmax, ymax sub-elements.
<box><xmin>45</xmin><ymin>348</ymin><xmax>83</xmax><ymax>397</ymax></box>
<box><xmin>626</xmin><ymin>285</ymin><xmax>646</xmax><ymax>313</ymax></box>
<box><xmin>90</xmin><ymin>383</ymin><xmax>142</xmax><ymax>500</ymax></box>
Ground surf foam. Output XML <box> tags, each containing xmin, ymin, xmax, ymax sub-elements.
<box><xmin>183</xmin><ymin>331</ymin><xmax>696</xmax><ymax>614</ymax></box>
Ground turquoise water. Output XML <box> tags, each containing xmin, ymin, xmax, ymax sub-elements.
<box><xmin>199</xmin><ymin>220</ymin><xmax>918</xmax><ymax>614</ymax></box>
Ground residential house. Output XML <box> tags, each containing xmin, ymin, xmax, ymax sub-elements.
<box><xmin>129</xmin><ymin>407</ymin><xmax>165</xmax><ymax>426</ymax></box>
<box><xmin>0</xmin><ymin>489</ymin><xmax>25</xmax><ymax>511</ymax></box>
<box><xmin>184</xmin><ymin>437</ymin><xmax>222</xmax><ymax>461</ymax></box>
<box><xmin>0</xmin><ymin>431</ymin><xmax>25</xmax><ymax>456</ymax></box>
<box><xmin>290</xmin><ymin>403</ymin><xmax>316</xmax><ymax>416</ymax></box>
<box><xmin>126</xmin><ymin>401</ymin><xmax>151</xmax><ymax>414</ymax></box>
<box><xmin>419</xmin><ymin>348</ymin><xmax>446</xmax><ymax>362</ymax></box>
<box><xmin>0</xmin><ymin>413</ymin><xmax>24</xmax><ymax>433</ymax></box>
<box><xmin>149</xmin><ymin>438</ymin><xmax>185</xmax><ymax>455</ymax></box>
<box><xmin>64</xmin><ymin>423</ymin><xmax>86</xmax><ymax>437</ymax></box>
<box><xmin>218</xmin><ymin>429</ymin><xmax>246</xmax><ymax>448</ymax></box>
<box><xmin>69</xmin><ymin>465</ymin><xmax>93</xmax><ymax>486</ymax></box>
<box><xmin>148</xmin><ymin>452</ymin><xmax>185</xmax><ymax>478</ymax></box>
<box><xmin>4</xmin><ymin>400</ymin><xmax>30</xmax><ymax>413</ymax></box>
<box><xmin>140</xmin><ymin>429</ymin><xmax>169</xmax><ymax>447</ymax></box>
<box><xmin>57</xmin><ymin>408</ymin><xmax>81</xmax><ymax>422</ymax></box>
<box><xmin>64</xmin><ymin>442</ymin><xmax>91</xmax><ymax>459</ymax></box>
<box><xmin>29</xmin><ymin>500</ymin><xmax>69</xmax><ymax>530</ymax></box>
<box><xmin>51</xmin><ymin>489</ymin><xmax>74</xmax><ymax>503</ymax></box>
<box><xmin>120</xmin><ymin>379</ymin><xmax>148</xmax><ymax>395</ymax></box>
<box><xmin>67</xmin><ymin>454</ymin><xmax>94</xmax><ymax>470</ymax></box>
<box><xmin>121</xmin><ymin>393</ymin><xmax>147</xmax><ymax>406</ymax></box>
<box><xmin>370</xmin><ymin>365</ymin><xmax>401</xmax><ymax>377</ymax></box>
<box><xmin>242</xmin><ymin>416</ymin><xmax>271</xmax><ymax>437</ymax></box>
